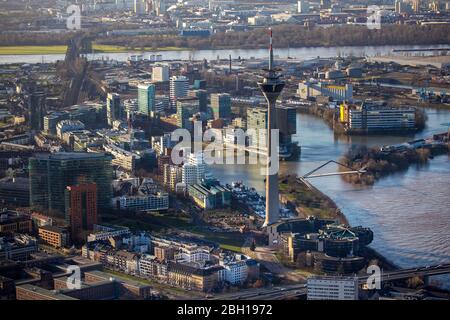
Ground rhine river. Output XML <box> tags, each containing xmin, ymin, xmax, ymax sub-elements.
<box><xmin>1</xmin><ymin>44</ymin><xmax>450</xmax><ymax>64</ymax></box>
<box><xmin>211</xmin><ymin>108</ymin><xmax>450</xmax><ymax>288</ymax></box>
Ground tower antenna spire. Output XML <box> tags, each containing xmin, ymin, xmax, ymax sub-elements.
<box><xmin>269</xmin><ymin>28</ymin><xmax>273</xmax><ymax>71</ymax></box>
<box><xmin>258</xmin><ymin>27</ymin><xmax>285</xmax><ymax>234</ymax></box>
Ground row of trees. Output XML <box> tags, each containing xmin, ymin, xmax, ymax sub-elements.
<box><xmin>96</xmin><ymin>24</ymin><xmax>450</xmax><ymax>50</ymax></box>
<box><xmin>339</xmin><ymin>145</ymin><xmax>431</xmax><ymax>185</ymax></box>
<box><xmin>2</xmin><ymin>24</ymin><xmax>449</xmax><ymax>49</ymax></box>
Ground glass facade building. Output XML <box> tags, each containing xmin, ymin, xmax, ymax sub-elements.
<box><xmin>29</xmin><ymin>152</ymin><xmax>113</xmax><ymax>216</ymax></box>
<box><xmin>138</xmin><ymin>84</ymin><xmax>156</xmax><ymax>117</ymax></box>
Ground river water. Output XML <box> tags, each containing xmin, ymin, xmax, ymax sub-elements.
<box><xmin>211</xmin><ymin>108</ymin><xmax>450</xmax><ymax>288</ymax></box>
<box><xmin>1</xmin><ymin>44</ymin><xmax>450</xmax><ymax>64</ymax></box>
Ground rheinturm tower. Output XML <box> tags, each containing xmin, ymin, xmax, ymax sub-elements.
<box><xmin>258</xmin><ymin>29</ymin><xmax>285</xmax><ymax>231</ymax></box>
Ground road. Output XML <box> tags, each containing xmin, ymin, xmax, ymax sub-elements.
<box><xmin>211</xmin><ymin>284</ymin><xmax>307</xmax><ymax>300</ymax></box>
<box><xmin>358</xmin><ymin>263</ymin><xmax>450</xmax><ymax>284</ymax></box>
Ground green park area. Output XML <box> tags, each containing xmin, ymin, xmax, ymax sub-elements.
<box><xmin>0</xmin><ymin>44</ymin><xmax>187</xmax><ymax>55</ymax></box>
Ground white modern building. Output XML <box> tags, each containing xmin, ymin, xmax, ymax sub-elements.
<box><xmin>112</xmin><ymin>192</ymin><xmax>169</xmax><ymax>212</ymax></box>
<box><xmin>218</xmin><ymin>256</ymin><xmax>249</xmax><ymax>285</ymax></box>
<box><xmin>182</xmin><ymin>163</ymin><xmax>198</xmax><ymax>187</ymax></box>
<box><xmin>307</xmin><ymin>276</ymin><xmax>359</xmax><ymax>300</ymax></box>
<box><xmin>139</xmin><ymin>254</ymin><xmax>168</xmax><ymax>279</ymax></box>
<box><xmin>175</xmin><ymin>247</ymin><xmax>210</xmax><ymax>263</ymax></box>
<box><xmin>186</xmin><ymin>152</ymin><xmax>206</xmax><ymax>182</ymax></box>
<box><xmin>86</xmin><ymin>225</ymin><xmax>131</xmax><ymax>242</ymax></box>
<box><xmin>56</xmin><ymin>120</ymin><xmax>85</xmax><ymax>139</ymax></box>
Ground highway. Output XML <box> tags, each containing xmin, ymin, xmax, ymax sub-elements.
<box><xmin>358</xmin><ymin>263</ymin><xmax>450</xmax><ymax>284</ymax></box>
<box><xmin>211</xmin><ymin>284</ymin><xmax>307</xmax><ymax>300</ymax></box>
<box><xmin>210</xmin><ymin>263</ymin><xmax>450</xmax><ymax>300</ymax></box>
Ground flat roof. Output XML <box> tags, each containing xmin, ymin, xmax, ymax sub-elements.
<box><xmin>17</xmin><ymin>284</ymin><xmax>78</xmax><ymax>300</ymax></box>
<box><xmin>33</xmin><ymin>152</ymin><xmax>109</xmax><ymax>160</ymax></box>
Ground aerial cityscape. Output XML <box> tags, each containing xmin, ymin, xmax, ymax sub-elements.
<box><xmin>0</xmin><ymin>0</ymin><xmax>450</xmax><ymax>308</ymax></box>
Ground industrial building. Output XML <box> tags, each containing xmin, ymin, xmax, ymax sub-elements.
<box><xmin>297</xmin><ymin>80</ymin><xmax>353</xmax><ymax>101</ymax></box>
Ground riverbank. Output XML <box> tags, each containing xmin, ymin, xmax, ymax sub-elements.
<box><xmin>278</xmin><ymin>174</ymin><xmax>398</xmax><ymax>271</ymax></box>
<box><xmin>279</xmin><ymin>175</ymin><xmax>348</xmax><ymax>224</ymax></box>
<box><xmin>0</xmin><ymin>44</ymin><xmax>188</xmax><ymax>55</ymax></box>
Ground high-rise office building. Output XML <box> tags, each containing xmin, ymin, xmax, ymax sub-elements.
<box><xmin>412</xmin><ymin>0</ymin><xmax>421</xmax><ymax>12</ymax></box>
<box><xmin>152</xmin><ymin>65</ymin><xmax>170</xmax><ymax>82</ymax></box>
<box><xmin>29</xmin><ymin>91</ymin><xmax>46</xmax><ymax>131</ymax></box>
<box><xmin>247</xmin><ymin>106</ymin><xmax>296</xmax><ymax>150</ymax></box>
<box><xmin>187</xmin><ymin>152</ymin><xmax>206</xmax><ymax>183</ymax></box>
<box><xmin>257</xmin><ymin>29</ymin><xmax>285</xmax><ymax>232</ymax></box>
<box><xmin>297</xmin><ymin>0</ymin><xmax>309</xmax><ymax>13</ymax></box>
<box><xmin>106</xmin><ymin>93</ymin><xmax>121</xmax><ymax>126</ymax></box>
<box><xmin>170</xmin><ymin>76</ymin><xmax>189</xmax><ymax>108</ymax></box>
<box><xmin>152</xmin><ymin>0</ymin><xmax>167</xmax><ymax>15</ymax></box>
<box><xmin>29</xmin><ymin>152</ymin><xmax>113</xmax><ymax>217</ymax></box>
<box><xmin>138</xmin><ymin>84</ymin><xmax>156</xmax><ymax>117</ymax></box>
<box><xmin>188</xmin><ymin>89</ymin><xmax>208</xmax><ymax>113</ymax></box>
<box><xmin>134</xmin><ymin>0</ymin><xmax>146</xmax><ymax>14</ymax></box>
<box><xmin>395</xmin><ymin>0</ymin><xmax>413</xmax><ymax>13</ymax></box>
<box><xmin>320</xmin><ymin>0</ymin><xmax>331</xmax><ymax>9</ymax></box>
<box><xmin>182</xmin><ymin>164</ymin><xmax>198</xmax><ymax>188</ymax></box>
<box><xmin>176</xmin><ymin>97</ymin><xmax>199</xmax><ymax>130</ymax></box>
<box><xmin>276</xmin><ymin>105</ymin><xmax>297</xmax><ymax>143</ymax></box>
<box><xmin>247</xmin><ymin>107</ymin><xmax>268</xmax><ymax>150</ymax></box>
<box><xmin>211</xmin><ymin>93</ymin><xmax>231</xmax><ymax>119</ymax></box>
<box><xmin>65</xmin><ymin>183</ymin><xmax>98</xmax><ymax>242</ymax></box>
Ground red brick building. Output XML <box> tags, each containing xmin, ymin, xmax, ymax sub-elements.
<box><xmin>65</xmin><ymin>183</ymin><xmax>98</xmax><ymax>242</ymax></box>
